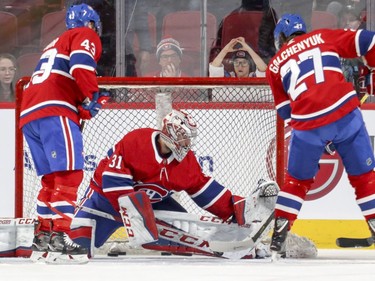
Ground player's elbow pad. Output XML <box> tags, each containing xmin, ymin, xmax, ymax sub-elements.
<box><xmin>277</xmin><ymin>106</ymin><xmax>291</xmax><ymax>121</ymax></box>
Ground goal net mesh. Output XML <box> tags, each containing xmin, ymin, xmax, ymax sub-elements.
<box><xmin>17</xmin><ymin>78</ymin><xmax>281</xmax><ymax>254</ymax></box>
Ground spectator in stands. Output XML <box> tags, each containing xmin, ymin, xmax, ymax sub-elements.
<box><xmin>258</xmin><ymin>3</ymin><xmax>277</xmax><ymax>63</ymax></box>
<box><xmin>214</xmin><ymin>0</ymin><xmax>265</xmax><ymax>48</ymax></box>
<box><xmin>0</xmin><ymin>53</ymin><xmax>17</xmax><ymax>102</ymax></box>
<box><xmin>123</xmin><ymin>0</ymin><xmax>153</xmax><ymax>76</ymax></box>
<box><xmin>65</xmin><ymin>0</ymin><xmax>117</xmax><ymax>76</ymax></box>
<box><xmin>270</xmin><ymin>0</ymin><xmax>313</xmax><ymax>31</ymax></box>
<box><xmin>211</xmin><ymin>1</ymin><xmax>276</xmax><ymax>64</ymax></box>
<box><xmin>66</xmin><ymin>0</ymin><xmax>153</xmax><ymax>77</ymax></box>
<box><xmin>326</xmin><ymin>1</ymin><xmax>343</xmax><ymax>18</ymax></box>
<box><xmin>339</xmin><ymin>6</ymin><xmax>365</xmax><ymax>29</ymax></box>
<box><xmin>144</xmin><ymin>37</ymin><xmax>190</xmax><ymax>77</ymax></box>
<box><xmin>209</xmin><ymin>37</ymin><xmax>267</xmax><ymax>78</ymax></box>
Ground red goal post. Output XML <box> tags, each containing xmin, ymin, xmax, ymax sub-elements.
<box><xmin>15</xmin><ymin>77</ymin><xmax>285</xmax><ymax>219</ymax></box>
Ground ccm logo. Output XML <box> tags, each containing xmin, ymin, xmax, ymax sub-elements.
<box><xmin>18</xmin><ymin>218</ymin><xmax>37</xmax><ymax>224</ymax></box>
<box><xmin>159</xmin><ymin>228</ymin><xmax>209</xmax><ymax>248</ymax></box>
<box><xmin>200</xmin><ymin>216</ymin><xmax>232</xmax><ymax>224</ymax></box>
<box><xmin>120</xmin><ymin>207</ymin><xmax>134</xmax><ymax>237</ymax></box>
<box><xmin>0</xmin><ymin>220</ymin><xmax>12</xmax><ymax>224</ymax></box>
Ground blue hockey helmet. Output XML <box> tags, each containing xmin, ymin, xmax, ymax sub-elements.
<box><xmin>66</xmin><ymin>4</ymin><xmax>101</xmax><ymax>35</ymax></box>
<box><xmin>274</xmin><ymin>14</ymin><xmax>307</xmax><ymax>50</ymax></box>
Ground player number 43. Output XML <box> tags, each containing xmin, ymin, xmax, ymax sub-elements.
<box><xmin>281</xmin><ymin>47</ymin><xmax>325</xmax><ymax>101</ymax></box>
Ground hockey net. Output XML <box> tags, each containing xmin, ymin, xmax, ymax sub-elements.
<box><xmin>15</xmin><ymin>77</ymin><xmax>284</xmax><ymax>255</ymax></box>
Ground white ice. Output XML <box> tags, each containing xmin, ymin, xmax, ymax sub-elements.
<box><xmin>1</xmin><ymin>249</ymin><xmax>375</xmax><ymax>281</ymax></box>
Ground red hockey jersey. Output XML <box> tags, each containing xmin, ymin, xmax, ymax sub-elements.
<box><xmin>20</xmin><ymin>27</ymin><xmax>102</xmax><ymax>128</ymax></box>
<box><xmin>267</xmin><ymin>29</ymin><xmax>375</xmax><ymax>130</ymax></box>
<box><xmin>89</xmin><ymin>128</ymin><xmax>235</xmax><ymax>220</ymax></box>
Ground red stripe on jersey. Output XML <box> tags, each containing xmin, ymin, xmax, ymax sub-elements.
<box><xmin>61</xmin><ymin>116</ymin><xmax>74</xmax><ymax>170</ymax></box>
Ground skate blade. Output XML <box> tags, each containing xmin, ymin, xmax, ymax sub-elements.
<box><xmin>271</xmin><ymin>250</ymin><xmax>286</xmax><ymax>262</ymax></box>
<box><xmin>30</xmin><ymin>251</ymin><xmax>48</xmax><ymax>263</ymax></box>
<box><xmin>46</xmin><ymin>252</ymin><xmax>89</xmax><ymax>265</ymax></box>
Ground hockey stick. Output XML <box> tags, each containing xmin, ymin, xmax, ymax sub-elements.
<box><xmin>209</xmin><ymin>210</ymin><xmax>275</xmax><ymax>252</ymax></box>
<box><xmin>77</xmin><ymin>205</ymin><xmax>222</xmax><ymax>256</ymax></box>
<box><xmin>336</xmin><ymin>237</ymin><xmax>374</xmax><ymax>248</ymax></box>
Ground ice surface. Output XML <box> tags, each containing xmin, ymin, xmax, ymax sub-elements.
<box><xmin>0</xmin><ymin>250</ymin><xmax>375</xmax><ymax>281</ymax></box>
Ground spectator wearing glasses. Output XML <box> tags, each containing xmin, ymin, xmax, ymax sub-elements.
<box><xmin>209</xmin><ymin>37</ymin><xmax>267</xmax><ymax>78</ymax></box>
<box><xmin>0</xmin><ymin>53</ymin><xmax>17</xmax><ymax>102</ymax></box>
<box><xmin>144</xmin><ymin>37</ymin><xmax>190</xmax><ymax>77</ymax></box>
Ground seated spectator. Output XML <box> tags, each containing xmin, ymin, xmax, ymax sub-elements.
<box><xmin>209</xmin><ymin>37</ymin><xmax>267</xmax><ymax>78</ymax></box>
<box><xmin>326</xmin><ymin>1</ymin><xmax>343</xmax><ymax>18</ymax></box>
<box><xmin>0</xmin><ymin>53</ymin><xmax>17</xmax><ymax>102</ymax></box>
<box><xmin>144</xmin><ymin>37</ymin><xmax>190</xmax><ymax>77</ymax></box>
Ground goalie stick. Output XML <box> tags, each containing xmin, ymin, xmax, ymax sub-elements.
<box><xmin>336</xmin><ymin>237</ymin><xmax>374</xmax><ymax>248</ymax></box>
<box><xmin>77</xmin><ymin>206</ymin><xmax>225</xmax><ymax>257</ymax></box>
<box><xmin>209</xmin><ymin>211</ymin><xmax>275</xmax><ymax>252</ymax></box>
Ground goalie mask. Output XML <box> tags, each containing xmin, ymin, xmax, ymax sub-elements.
<box><xmin>160</xmin><ymin>110</ymin><xmax>197</xmax><ymax>162</ymax></box>
<box><xmin>66</xmin><ymin>3</ymin><xmax>102</xmax><ymax>35</ymax></box>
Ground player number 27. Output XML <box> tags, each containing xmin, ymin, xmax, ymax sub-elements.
<box><xmin>281</xmin><ymin>47</ymin><xmax>325</xmax><ymax>101</ymax></box>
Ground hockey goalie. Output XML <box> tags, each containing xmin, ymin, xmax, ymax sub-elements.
<box><xmin>43</xmin><ymin>109</ymin><xmax>315</xmax><ymax>261</ymax></box>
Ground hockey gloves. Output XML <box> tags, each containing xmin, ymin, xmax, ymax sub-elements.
<box><xmin>78</xmin><ymin>91</ymin><xmax>110</xmax><ymax>120</ymax></box>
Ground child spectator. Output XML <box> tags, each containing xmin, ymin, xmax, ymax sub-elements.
<box><xmin>209</xmin><ymin>37</ymin><xmax>267</xmax><ymax>78</ymax></box>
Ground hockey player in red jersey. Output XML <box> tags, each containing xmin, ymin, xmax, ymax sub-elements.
<box><xmin>267</xmin><ymin>13</ymin><xmax>375</xmax><ymax>259</ymax></box>
<box><xmin>19</xmin><ymin>4</ymin><xmax>110</xmax><ymax>264</ymax></box>
<box><xmin>70</xmin><ymin>109</ymin><xmax>280</xmax><ymax>259</ymax></box>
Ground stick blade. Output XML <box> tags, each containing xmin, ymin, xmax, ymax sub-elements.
<box><xmin>336</xmin><ymin>237</ymin><xmax>374</xmax><ymax>248</ymax></box>
<box><xmin>209</xmin><ymin>238</ymin><xmax>254</xmax><ymax>252</ymax></box>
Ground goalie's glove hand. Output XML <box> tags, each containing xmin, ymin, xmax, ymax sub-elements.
<box><xmin>232</xmin><ymin>179</ymin><xmax>279</xmax><ymax>226</ymax></box>
<box><xmin>324</xmin><ymin>141</ymin><xmax>336</xmax><ymax>156</ymax></box>
<box><xmin>78</xmin><ymin>91</ymin><xmax>110</xmax><ymax>120</ymax></box>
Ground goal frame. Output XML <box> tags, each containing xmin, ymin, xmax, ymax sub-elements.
<box><xmin>14</xmin><ymin>76</ymin><xmax>285</xmax><ymax>218</ymax></box>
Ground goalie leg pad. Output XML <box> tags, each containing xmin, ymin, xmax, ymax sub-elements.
<box><xmin>118</xmin><ymin>191</ymin><xmax>159</xmax><ymax>247</ymax></box>
<box><xmin>70</xmin><ymin>218</ymin><xmax>96</xmax><ymax>258</ymax></box>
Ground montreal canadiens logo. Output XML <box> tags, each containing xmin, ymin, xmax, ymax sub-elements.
<box><xmin>134</xmin><ymin>183</ymin><xmax>169</xmax><ymax>203</ymax></box>
<box><xmin>266</xmin><ymin>125</ymin><xmax>344</xmax><ymax>201</ymax></box>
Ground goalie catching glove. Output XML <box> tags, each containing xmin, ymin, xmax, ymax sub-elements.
<box><xmin>78</xmin><ymin>91</ymin><xmax>110</xmax><ymax>120</ymax></box>
<box><xmin>233</xmin><ymin>179</ymin><xmax>279</xmax><ymax>226</ymax></box>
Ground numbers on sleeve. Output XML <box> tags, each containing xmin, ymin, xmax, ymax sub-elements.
<box><xmin>81</xmin><ymin>39</ymin><xmax>96</xmax><ymax>57</ymax></box>
<box><xmin>109</xmin><ymin>154</ymin><xmax>123</xmax><ymax>170</ymax></box>
<box><xmin>280</xmin><ymin>47</ymin><xmax>325</xmax><ymax>101</ymax></box>
<box><xmin>31</xmin><ymin>48</ymin><xmax>57</xmax><ymax>85</ymax></box>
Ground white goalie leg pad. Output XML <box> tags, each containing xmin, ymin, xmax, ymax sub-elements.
<box><xmin>70</xmin><ymin>218</ymin><xmax>96</xmax><ymax>258</ymax></box>
<box><xmin>118</xmin><ymin>191</ymin><xmax>159</xmax><ymax>247</ymax></box>
<box><xmin>155</xmin><ymin>210</ymin><xmax>252</xmax><ymax>242</ymax></box>
<box><xmin>285</xmin><ymin>232</ymin><xmax>318</xmax><ymax>258</ymax></box>
<box><xmin>154</xmin><ymin>211</ymin><xmax>260</xmax><ymax>259</ymax></box>
<box><xmin>259</xmin><ymin>232</ymin><xmax>318</xmax><ymax>259</ymax></box>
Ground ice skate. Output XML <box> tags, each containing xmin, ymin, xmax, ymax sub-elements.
<box><xmin>368</xmin><ymin>218</ymin><xmax>375</xmax><ymax>237</ymax></box>
<box><xmin>46</xmin><ymin>232</ymin><xmax>89</xmax><ymax>264</ymax></box>
<box><xmin>30</xmin><ymin>231</ymin><xmax>50</xmax><ymax>262</ymax></box>
<box><xmin>270</xmin><ymin>217</ymin><xmax>289</xmax><ymax>260</ymax></box>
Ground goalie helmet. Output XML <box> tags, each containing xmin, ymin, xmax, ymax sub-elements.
<box><xmin>274</xmin><ymin>13</ymin><xmax>306</xmax><ymax>50</ymax></box>
<box><xmin>66</xmin><ymin>4</ymin><xmax>101</xmax><ymax>35</ymax></box>
<box><xmin>160</xmin><ymin>110</ymin><xmax>197</xmax><ymax>162</ymax></box>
